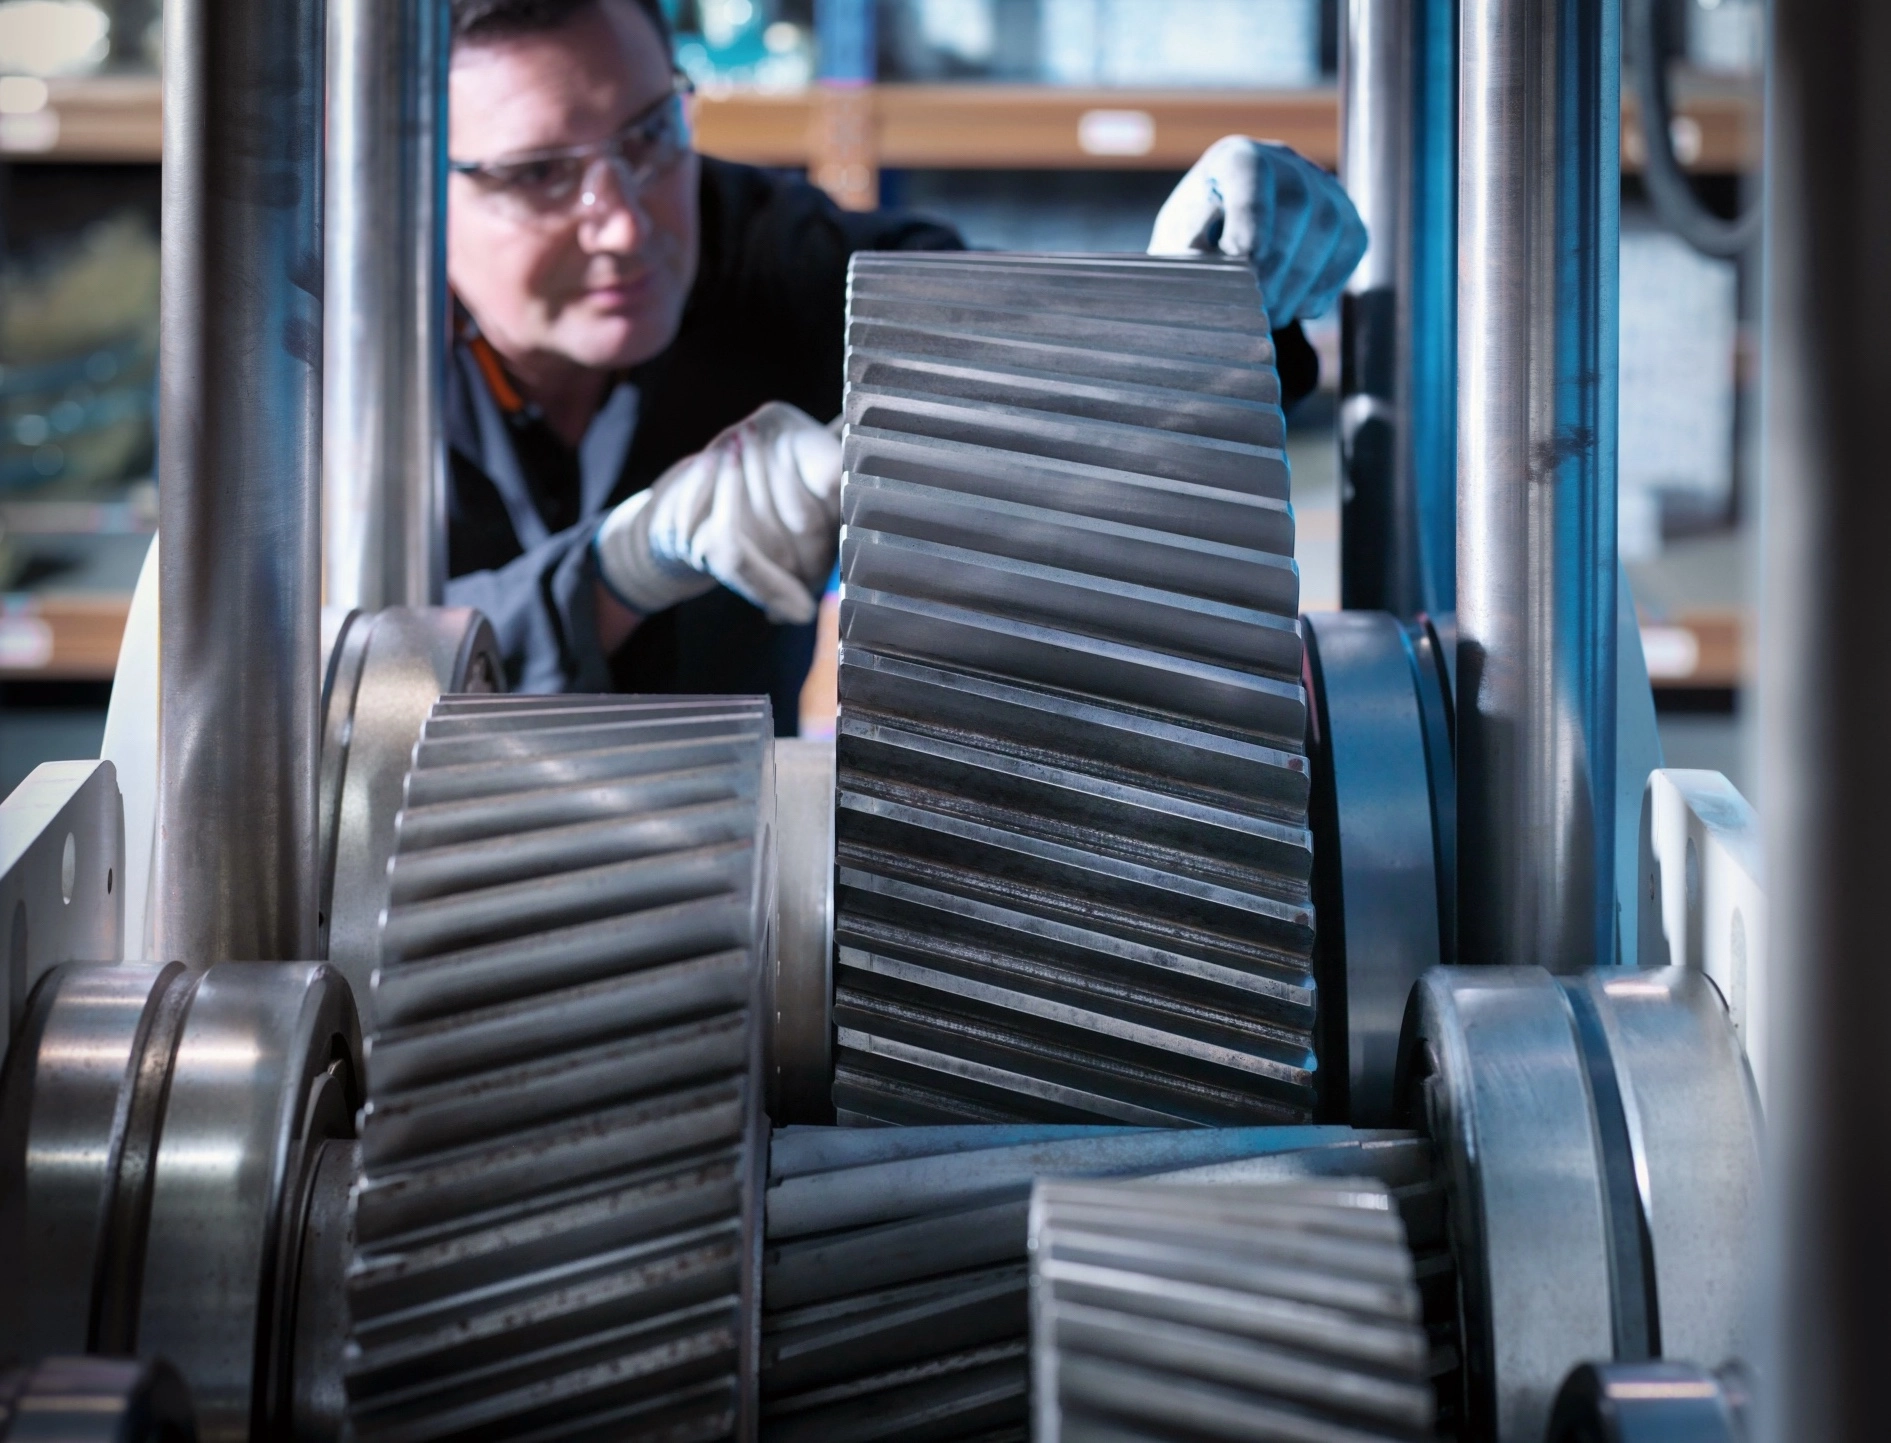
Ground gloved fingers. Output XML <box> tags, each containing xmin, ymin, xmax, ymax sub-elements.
<box><xmin>784</xmin><ymin>417</ymin><xmax>844</xmax><ymax>512</ymax></box>
<box><xmin>1205</xmin><ymin>139</ymin><xmax>1266</xmax><ymax>264</ymax></box>
<box><xmin>594</xmin><ymin>487</ymin><xmax>719</xmax><ymax>615</ymax></box>
<box><xmin>1148</xmin><ymin>164</ymin><xmax>1226</xmax><ymax>254</ymax></box>
<box><xmin>1248</xmin><ymin>149</ymin><xmax>1315</xmax><ymax>318</ymax></box>
<box><xmin>705</xmin><ymin>529</ymin><xmax>821</xmax><ymax>625</ymax></box>
<box><xmin>1269</xmin><ymin>202</ymin><xmax>1346</xmax><ymax>325</ymax></box>
<box><xmin>1291</xmin><ymin>183</ymin><xmax>1369</xmax><ymax>321</ymax></box>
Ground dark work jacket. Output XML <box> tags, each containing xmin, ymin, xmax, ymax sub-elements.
<box><xmin>444</xmin><ymin>156</ymin><xmax>1320</xmax><ymax>727</ymax></box>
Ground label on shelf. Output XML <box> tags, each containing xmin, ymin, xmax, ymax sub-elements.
<box><xmin>1077</xmin><ymin>108</ymin><xmax>1155</xmax><ymax>156</ymax></box>
<box><xmin>0</xmin><ymin>611</ymin><xmax>55</xmax><ymax>669</ymax></box>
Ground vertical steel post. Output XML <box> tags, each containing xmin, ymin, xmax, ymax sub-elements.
<box><xmin>1455</xmin><ymin>0</ymin><xmax>1619</xmax><ymax>971</ymax></box>
<box><xmin>1339</xmin><ymin>0</ymin><xmax>1457</xmax><ymax>617</ymax></box>
<box><xmin>1761</xmin><ymin>3</ymin><xmax>1891</xmax><ymax>1437</ymax></box>
<box><xmin>323</xmin><ymin>0</ymin><xmax>448</xmax><ymax>610</ymax></box>
<box><xmin>156</xmin><ymin>0</ymin><xmax>325</xmax><ymax>962</ymax></box>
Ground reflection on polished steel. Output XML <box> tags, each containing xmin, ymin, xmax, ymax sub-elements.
<box><xmin>770</xmin><ymin>737</ymin><xmax>836</xmax><ymax>1124</ymax></box>
<box><xmin>0</xmin><ymin>1355</ymin><xmax>199</xmax><ymax>1443</ymax></box>
<box><xmin>156</xmin><ymin>0</ymin><xmax>325</xmax><ymax>962</ymax></box>
<box><xmin>323</xmin><ymin>0</ymin><xmax>449</xmax><ymax>611</ymax></box>
<box><xmin>1338</xmin><ymin>0</ymin><xmax>1456</xmax><ymax>616</ymax></box>
<box><xmin>1455</xmin><ymin>0</ymin><xmax>1619</xmax><ymax>972</ymax></box>
<box><xmin>1760</xmin><ymin>2</ymin><xmax>1891</xmax><ymax>1438</ymax></box>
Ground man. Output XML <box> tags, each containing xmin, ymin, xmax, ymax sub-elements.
<box><xmin>444</xmin><ymin>0</ymin><xmax>1366</xmax><ymax>726</ymax></box>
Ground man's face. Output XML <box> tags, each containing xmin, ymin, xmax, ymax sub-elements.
<box><xmin>448</xmin><ymin>0</ymin><xmax>698</xmax><ymax>374</ymax></box>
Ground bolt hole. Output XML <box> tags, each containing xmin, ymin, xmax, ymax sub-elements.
<box><xmin>106</xmin><ymin>867</ymin><xmax>113</xmax><ymax>895</ymax></box>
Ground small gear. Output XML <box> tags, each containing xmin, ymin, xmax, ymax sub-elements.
<box><xmin>1029</xmin><ymin>1176</ymin><xmax>1434</xmax><ymax>1441</ymax></box>
<box><xmin>760</xmin><ymin>1124</ymin><xmax>1430</xmax><ymax>1442</ymax></box>
<box><xmin>343</xmin><ymin>695</ymin><xmax>775</xmax><ymax>1442</ymax></box>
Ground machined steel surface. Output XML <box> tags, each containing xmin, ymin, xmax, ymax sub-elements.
<box><xmin>345</xmin><ymin>694</ymin><xmax>775</xmax><ymax>1441</ymax></box>
<box><xmin>323</xmin><ymin>0</ymin><xmax>449</xmax><ymax>611</ymax></box>
<box><xmin>834</xmin><ymin>251</ymin><xmax>1318</xmax><ymax>1128</ymax></box>
<box><xmin>0</xmin><ymin>1356</ymin><xmax>197</xmax><ymax>1442</ymax></box>
<box><xmin>0</xmin><ymin>761</ymin><xmax>123</xmax><ymax>1057</ymax></box>
<box><xmin>156</xmin><ymin>0</ymin><xmax>326</xmax><ymax>962</ymax></box>
<box><xmin>1546</xmin><ymin>1361</ymin><xmax>1748</xmax><ymax>1443</ymax></box>
<box><xmin>1573</xmin><ymin>966</ymin><xmax>1762</xmax><ymax>1371</ymax></box>
<box><xmin>0</xmin><ymin>962</ymin><xmax>360</xmax><ymax>1442</ymax></box>
<box><xmin>761</xmin><ymin>1124</ymin><xmax>1426</xmax><ymax>1442</ymax></box>
<box><xmin>1455</xmin><ymin>0</ymin><xmax>1620</xmax><ymax>973</ymax></box>
<box><xmin>1637</xmin><ymin>769</ymin><xmax>1765</xmax><ymax>1088</ymax></box>
<box><xmin>1029</xmin><ymin>1176</ymin><xmax>1432</xmax><ymax>1442</ymax></box>
<box><xmin>1302</xmin><ymin>612</ymin><xmax>1453</xmax><ymax>1126</ymax></box>
<box><xmin>1400</xmin><ymin>965</ymin><xmax>1761</xmax><ymax>1441</ymax></box>
<box><xmin>770</xmin><ymin>739</ymin><xmax>836</xmax><ymax>1125</ymax></box>
<box><xmin>317</xmin><ymin>606</ymin><xmax>502</xmax><ymax>1014</ymax></box>
<box><xmin>1339</xmin><ymin>0</ymin><xmax>1457</xmax><ymax>617</ymax></box>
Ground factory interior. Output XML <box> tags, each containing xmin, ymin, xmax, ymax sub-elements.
<box><xmin>0</xmin><ymin>0</ymin><xmax>1881</xmax><ymax>1439</ymax></box>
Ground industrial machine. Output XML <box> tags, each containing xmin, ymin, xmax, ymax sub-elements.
<box><xmin>6</xmin><ymin>0</ymin><xmax>1869</xmax><ymax>1439</ymax></box>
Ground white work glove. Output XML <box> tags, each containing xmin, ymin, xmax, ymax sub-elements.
<box><xmin>594</xmin><ymin>400</ymin><xmax>842</xmax><ymax>626</ymax></box>
<box><xmin>1150</xmin><ymin>135</ymin><xmax>1368</xmax><ymax>326</ymax></box>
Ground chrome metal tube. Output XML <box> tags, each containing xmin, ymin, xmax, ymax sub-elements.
<box><xmin>1455</xmin><ymin>0</ymin><xmax>1618</xmax><ymax>972</ymax></box>
<box><xmin>156</xmin><ymin>0</ymin><xmax>325</xmax><ymax>961</ymax></box>
<box><xmin>1761</xmin><ymin>4</ymin><xmax>1891</xmax><ymax>1437</ymax></box>
<box><xmin>1338</xmin><ymin>0</ymin><xmax>1456</xmax><ymax>617</ymax></box>
<box><xmin>322</xmin><ymin>0</ymin><xmax>448</xmax><ymax>610</ymax></box>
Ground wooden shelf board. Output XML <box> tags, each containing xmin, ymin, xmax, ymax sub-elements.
<box><xmin>0</xmin><ymin>594</ymin><xmax>129</xmax><ymax>680</ymax></box>
<box><xmin>7</xmin><ymin>74</ymin><xmax>1757</xmax><ymax>175</ymax></box>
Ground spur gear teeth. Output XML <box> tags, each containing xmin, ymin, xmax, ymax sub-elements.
<box><xmin>1029</xmin><ymin>1176</ymin><xmax>1435</xmax><ymax>1443</ymax></box>
<box><xmin>834</xmin><ymin>252</ymin><xmax>1317</xmax><ymax>1126</ymax></box>
<box><xmin>760</xmin><ymin>1125</ymin><xmax>1431</xmax><ymax>1443</ymax></box>
<box><xmin>343</xmin><ymin>695</ymin><xmax>773</xmax><ymax>1443</ymax></box>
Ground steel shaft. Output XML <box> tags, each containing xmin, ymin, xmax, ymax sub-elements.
<box><xmin>323</xmin><ymin>0</ymin><xmax>449</xmax><ymax>611</ymax></box>
<box><xmin>1761</xmin><ymin>2</ymin><xmax>1891</xmax><ymax>1437</ymax></box>
<box><xmin>156</xmin><ymin>0</ymin><xmax>325</xmax><ymax>961</ymax></box>
<box><xmin>1454</xmin><ymin>0</ymin><xmax>1619</xmax><ymax>971</ymax></box>
<box><xmin>1338</xmin><ymin>0</ymin><xmax>1456</xmax><ymax>617</ymax></box>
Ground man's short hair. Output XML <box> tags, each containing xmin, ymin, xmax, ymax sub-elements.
<box><xmin>451</xmin><ymin>0</ymin><xmax>671</xmax><ymax>49</ymax></box>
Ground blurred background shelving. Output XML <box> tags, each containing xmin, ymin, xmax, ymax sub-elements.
<box><xmin>0</xmin><ymin>72</ymin><xmax>1757</xmax><ymax>179</ymax></box>
<box><xmin>0</xmin><ymin>0</ymin><xmax>1763</xmax><ymax>789</ymax></box>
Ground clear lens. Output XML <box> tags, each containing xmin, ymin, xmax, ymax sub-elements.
<box><xmin>454</xmin><ymin>86</ymin><xmax>693</xmax><ymax>225</ymax></box>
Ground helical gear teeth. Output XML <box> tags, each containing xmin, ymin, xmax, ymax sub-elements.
<box><xmin>834</xmin><ymin>252</ymin><xmax>1316</xmax><ymax>1126</ymax></box>
<box><xmin>1029</xmin><ymin>1176</ymin><xmax>1435</xmax><ymax>1442</ymax></box>
<box><xmin>759</xmin><ymin>1125</ymin><xmax>1431</xmax><ymax>1443</ymax></box>
<box><xmin>343</xmin><ymin>695</ymin><xmax>774</xmax><ymax>1443</ymax></box>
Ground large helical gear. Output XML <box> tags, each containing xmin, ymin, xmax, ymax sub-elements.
<box><xmin>833</xmin><ymin>252</ymin><xmax>1317</xmax><ymax>1128</ymax></box>
<box><xmin>1028</xmin><ymin>1176</ymin><xmax>1435</xmax><ymax>1442</ymax></box>
<box><xmin>342</xmin><ymin>695</ymin><xmax>775</xmax><ymax>1442</ymax></box>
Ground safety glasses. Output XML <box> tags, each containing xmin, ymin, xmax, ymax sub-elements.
<box><xmin>449</xmin><ymin>72</ymin><xmax>694</xmax><ymax>224</ymax></box>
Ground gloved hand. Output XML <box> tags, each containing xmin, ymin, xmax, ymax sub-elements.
<box><xmin>1149</xmin><ymin>135</ymin><xmax>1368</xmax><ymax>326</ymax></box>
<box><xmin>594</xmin><ymin>400</ymin><xmax>842</xmax><ymax>626</ymax></box>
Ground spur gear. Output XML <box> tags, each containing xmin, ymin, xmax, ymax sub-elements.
<box><xmin>833</xmin><ymin>252</ymin><xmax>1318</xmax><ymax>1128</ymax></box>
<box><xmin>759</xmin><ymin>1124</ymin><xmax>1430</xmax><ymax>1443</ymax></box>
<box><xmin>1029</xmin><ymin>1176</ymin><xmax>1434</xmax><ymax>1442</ymax></box>
<box><xmin>343</xmin><ymin>694</ymin><xmax>775</xmax><ymax>1443</ymax></box>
